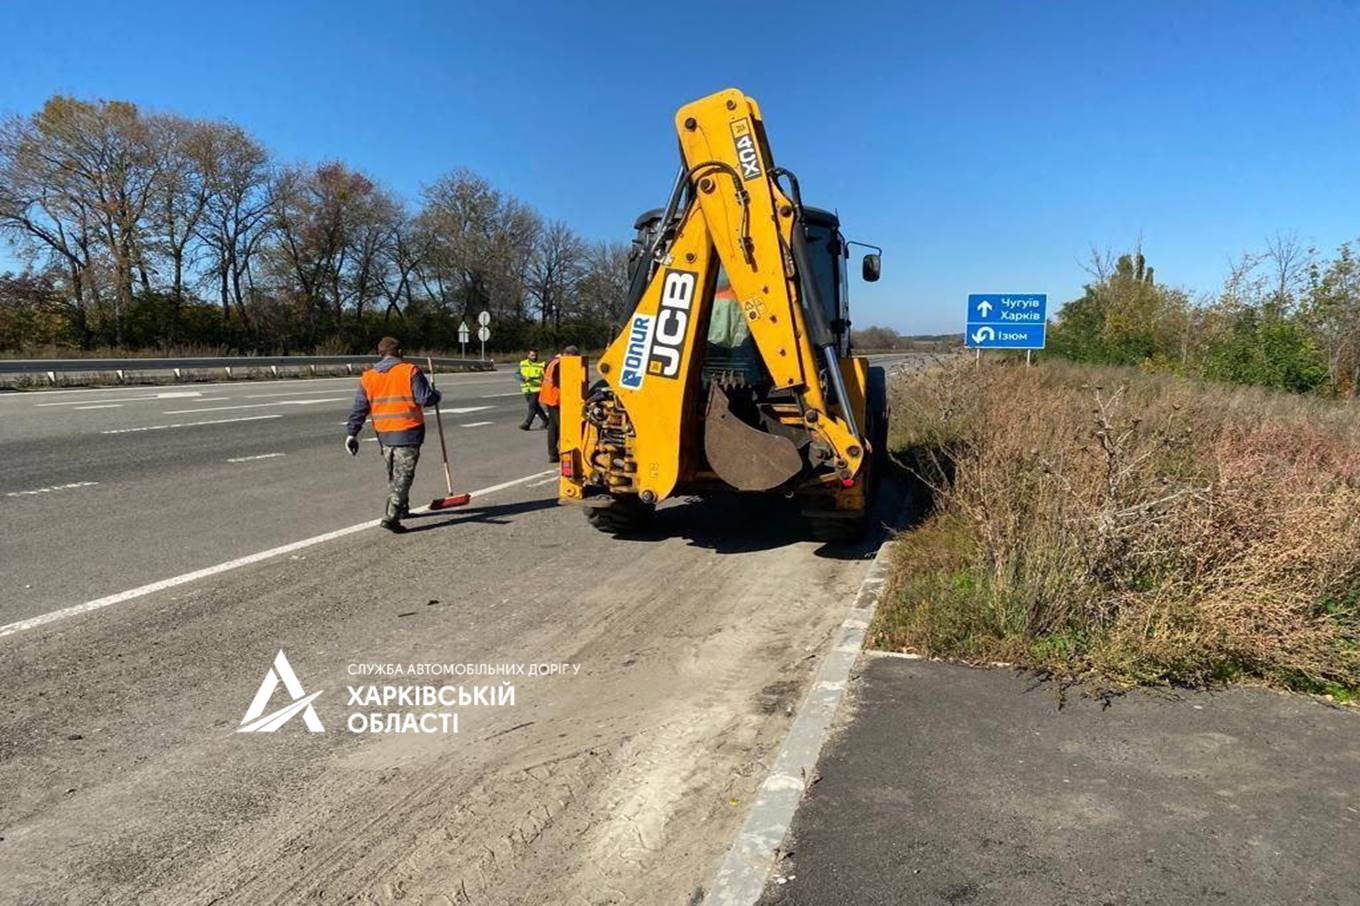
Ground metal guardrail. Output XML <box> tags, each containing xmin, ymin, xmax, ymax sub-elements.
<box><xmin>0</xmin><ymin>355</ymin><xmax>491</xmax><ymax>374</ymax></box>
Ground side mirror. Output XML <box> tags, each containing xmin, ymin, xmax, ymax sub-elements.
<box><xmin>862</xmin><ymin>253</ymin><xmax>881</xmax><ymax>282</ymax></box>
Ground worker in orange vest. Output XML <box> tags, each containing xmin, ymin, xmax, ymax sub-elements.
<box><xmin>539</xmin><ymin>344</ymin><xmax>578</xmax><ymax>464</ymax></box>
<box><xmin>344</xmin><ymin>336</ymin><xmax>442</xmax><ymax>533</ymax></box>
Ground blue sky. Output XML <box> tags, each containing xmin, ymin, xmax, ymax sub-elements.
<box><xmin>2</xmin><ymin>0</ymin><xmax>1359</xmax><ymax>334</ymax></box>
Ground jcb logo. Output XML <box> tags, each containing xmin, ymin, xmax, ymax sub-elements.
<box><xmin>731</xmin><ymin>120</ymin><xmax>762</xmax><ymax>181</ymax></box>
<box><xmin>647</xmin><ymin>269</ymin><xmax>696</xmax><ymax>379</ymax></box>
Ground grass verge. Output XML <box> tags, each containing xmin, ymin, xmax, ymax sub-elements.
<box><xmin>871</xmin><ymin>359</ymin><xmax>1360</xmax><ymax>702</ymax></box>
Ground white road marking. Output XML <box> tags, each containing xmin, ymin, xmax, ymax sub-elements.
<box><xmin>528</xmin><ymin>475</ymin><xmax>559</xmax><ymax>487</ymax></box>
<box><xmin>102</xmin><ymin>415</ymin><xmax>282</xmax><ymax>434</ymax></box>
<box><xmin>226</xmin><ymin>453</ymin><xmax>286</xmax><ymax>463</ymax></box>
<box><xmin>161</xmin><ymin>398</ymin><xmax>345</xmax><ymax>415</ymax></box>
<box><xmin>0</xmin><ymin>468</ymin><xmax>558</xmax><ymax>639</ymax></box>
<box><xmin>74</xmin><ymin>404</ymin><xmax>123</xmax><ymax>410</ymax></box>
<box><xmin>243</xmin><ymin>388</ymin><xmax>365</xmax><ymax>399</ymax></box>
<box><xmin>1</xmin><ymin>371</ymin><xmax>505</xmax><ymax>399</ymax></box>
<box><xmin>460</xmin><ymin>421</ymin><xmax>493</xmax><ymax>427</ymax></box>
<box><xmin>439</xmin><ymin>405</ymin><xmax>493</xmax><ymax>415</ymax></box>
<box><xmin>36</xmin><ymin>391</ymin><xmax>205</xmax><ymax>407</ymax></box>
<box><xmin>6</xmin><ymin>481</ymin><xmax>99</xmax><ymax>498</ymax></box>
<box><xmin>479</xmin><ymin>391</ymin><xmax>524</xmax><ymax>398</ymax></box>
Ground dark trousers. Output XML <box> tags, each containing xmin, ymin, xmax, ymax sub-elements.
<box><xmin>520</xmin><ymin>392</ymin><xmax>548</xmax><ymax>428</ymax></box>
<box><xmin>546</xmin><ymin>405</ymin><xmax>560</xmax><ymax>461</ymax></box>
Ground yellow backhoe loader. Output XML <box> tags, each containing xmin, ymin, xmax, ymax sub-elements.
<box><xmin>556</xmin><ymin>87</ymin><xmax>888</xmax><ymax>540</ymax></box>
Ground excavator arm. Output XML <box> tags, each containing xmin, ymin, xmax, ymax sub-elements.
<box><xmin>560</xmin><ymin>88</ymin><xmax>869</xmax><ymax>508</ymax></box>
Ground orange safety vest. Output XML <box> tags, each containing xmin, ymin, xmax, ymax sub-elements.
<box><xmin>539</xmin><ymin>356</ymin><xmax>561</xmax><ymax>407</ymax></box>
<box><xmin>361</xmin><ymin>361</ymin><xmax>424</xmax><ymax>435</ymax></box>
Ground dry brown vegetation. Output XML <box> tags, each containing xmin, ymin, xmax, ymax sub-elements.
<box><xmin>873</xmin><ymin>359</ymin><xmax>1360</xmax><ymax>700</ymax></box>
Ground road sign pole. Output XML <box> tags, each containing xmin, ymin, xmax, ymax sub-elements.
<box><xmin>1026</xmin><ymin>350</ymin><xmax>1032</xmax><ymax>367</ymax></box>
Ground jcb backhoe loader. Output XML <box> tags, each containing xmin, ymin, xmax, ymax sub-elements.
<box><xmin>556</xmin><ymin>87</ymin><xmax>888</xmax><ymax>540</ymax></box>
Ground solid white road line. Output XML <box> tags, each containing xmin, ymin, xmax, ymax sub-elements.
<box><xmin>74</xmin><ymin>404</ymin><xmax>123</xmax><ymax>410</ymax></box>
<box><xmin>6</xmin><ymin>481</ymin><xmax>100</xmax><ymax>498</ymax></box>
<box><xmin>162</xmin><ymin>398</ymin><xmax>346</xmax><ymax>415</ymax></box>
<box><xmin>460</xmin><ymin>421</ymin><xmax>494</xmax><ymax>427</ymax></box>
<box><xmin>479</xmin><ymin>391</ymin><xmax>524</xmax><ymax>398</ymax></box>
<box><xmin>102</xmin><ymin>414</ymin><xmax>283</xmax><ymax>434</ymax></box>
<box><xmin>35</xmin><ymin>391</ymin><xmax>206</xmax><ymax>407</ymax></box>
<box><xmin>226</xmin><ymin>453</ymin><xmax>286</xmax><ymax>463</ymax></box>
<box><xmin>437</xmin><ymin>405</ymin><xmax>493</xmax><ymax>415</ymax></box>
<box><xmin>0</xmin><ymin>468</ymin><xmax>556</xmax><ymax>640</ymax></box>
<box><xmin>2</xmin><ymin>371</ymin><xmax>506</xmax><ymax>400</ymax></box>
<box><xmin>527</xmin><ymin>475</ymin><xmax>559</xmax><ymax>487</ymax></box>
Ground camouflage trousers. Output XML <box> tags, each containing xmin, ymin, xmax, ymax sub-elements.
<box><xmin>380</xmin><ymin>443</ymin><xmax>421</xmax><ymax>521</ymax></box>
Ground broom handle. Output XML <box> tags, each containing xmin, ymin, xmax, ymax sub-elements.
<box><xmin>427</xmin><ymin>357</ymin><xmax>454</xmax><ymax>496</ymax></box>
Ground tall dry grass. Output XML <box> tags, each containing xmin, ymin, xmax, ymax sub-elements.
<box><xmin>873</xmin><ymin>359</ymin><xmax>1360</xmax><ymax>698</ymax></box>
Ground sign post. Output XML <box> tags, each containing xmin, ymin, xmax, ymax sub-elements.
<box><xmin>458</xmin><ymin>321</ymin><xmax>470</xmax><ymax>357</ymax></box>
<box><xmin>477</xmin><ymin>311</ymin><xmax>491</xmax><ymax>361</ymax></box>
<box><xmin>965</xmin><ymin>294</ymin><xmax>1047</xmax><ymax>362</ymax></box>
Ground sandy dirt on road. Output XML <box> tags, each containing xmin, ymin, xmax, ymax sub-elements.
<box><xmin>136</xmin><ymin>503</ymin><xmax>882</xmax><ymax>906</ymax></box>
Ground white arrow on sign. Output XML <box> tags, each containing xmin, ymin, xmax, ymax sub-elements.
<box><xmin>971</xmin><ymin>326</ymin><xmax>996</xmax><ymax>344</ymax></box>
<box><xmin>977</xmin><ymin>300</ymin><xmax>993</xmax><ymax>318</ymax></box>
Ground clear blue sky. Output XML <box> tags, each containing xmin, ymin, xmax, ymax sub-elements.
<box><xmin>3</xmin><ymin>0</ymin><xmax>1359</xmax><ymax>334</ymax></box>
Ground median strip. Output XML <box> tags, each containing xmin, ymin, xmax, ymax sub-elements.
<box><xmin>0</xmin><ymin>468</ymin><xmax>557</xmax><ymax>640</ymax></box>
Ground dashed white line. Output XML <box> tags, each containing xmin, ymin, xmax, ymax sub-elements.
<box><xmin>0</xmin><ymin>468</ymin><xmax>557</xmax><ymax>639</ymax></box>
<box><xmin>460</xmin><ymin>421</ymin><xmax>494</xmax><ymax>427</ymax></box>
<box><xmin>479</xmin><ymin>391</ymin><xmax>524</xmax><ymax>398</ymax></box>
<box><xmin>102</xmin><ymin>415</ymin><xmax>283</xmax><ymax>434</ymax></box>
<box><xmin>74</xmin><ymin>404</ymin><xmax>123</xmax><ymax>410</ymax></box>
<box><xmin>162</xmin><ymin>398</ymin><xmax>346</xmax><ymax>415</ymax></box>
<box><xmin>441</xmin><ymin>405</ymin><xmax>493</xmax><ymax>415</ymax></box>
<box><xmin>6</xmin><ymin>481</ymin><xmax>99</xmax><ymax>498</ymax></box>
<box><xmin>226</xmin><ymin>453</ymin><xmax>286</xmax><ymax>463</ymax></box>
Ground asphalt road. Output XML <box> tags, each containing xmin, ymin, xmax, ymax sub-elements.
<box><xmin>0</xmin><ymin>358</ymin><xmax>915</xmax><ymax>905</ymax></box>
<box><xmin>760</xmin><ymin>656</ymin><xmax>1359</xmax><ymax>906</ymax></box>
<box><xmin>0</xmin><ymin>370</ymin><xmax>542</xmax><ymax>625</ymax></box>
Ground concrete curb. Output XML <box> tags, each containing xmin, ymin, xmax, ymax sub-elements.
<box><xmin>700</xmin><ymin>527</ymin><xmax>900</xmax><ymax>905</ymax></box>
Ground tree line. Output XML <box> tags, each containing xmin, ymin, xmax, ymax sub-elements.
<box><xmin>0</xmin><ymin>96</ymin><xmax>633</xmax><ymax>355</ymax></box>
<box><xmin>1048</xmin><ymin>238</ymin><xmax>1360</xmax><ymax>396</ymax></box>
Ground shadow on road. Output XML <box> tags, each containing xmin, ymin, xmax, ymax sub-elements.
<box><xmin>615</xmin><ymin>464</ymin><xmax>912</xmax><ymax>560</ymax></box>
<box><xmin>401</xmin><ymin>497</ymin><xmax>559</xmax><ymax>532</ymax></box>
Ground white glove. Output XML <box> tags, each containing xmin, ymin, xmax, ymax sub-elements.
<box><xmin>345</xmin><ymin>435</ymin><xmax>359</xmax><ymax>456</ymax></box>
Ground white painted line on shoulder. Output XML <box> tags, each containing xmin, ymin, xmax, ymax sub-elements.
<box><xmin>527</xmin><ymin>475</ymin><xmax>559</xmax><ymax>487</ymax></box>
<box><xmin>162</xmin><ymin>398</ymin><xmax>346</xmax><ymax>415</ymax></box>
<box><xmin>459</xmin><ymin>421</ymin><xmax>493</xmax><ymax>427</ymax></box>
<box><xmin>0</xmin><ymin>468</ymin><xmax>556</xmax><ymax>640</ymax></box>
<box><xmin>102</xmin><ymin>414</ymin><xmax>283</xmax><ymax>434</ymax></box>
<box><xmin>700</xmin><ymin>521</ymin><xmax>905</xmax><ymax>906</ymax></box>
<box><xmin>226</xmin><ymin>453</ymin><xmax>286</xmax><ymax>463</ymax></box>
<box><xmin>74</xmin><ymin>404</ymin><xmax>123</xmax><ymax>410</ymax></box>
<box><xmin>6</xmin><ymin>481</ymin><xmax>99</xmax><ymax>498</ymax></box>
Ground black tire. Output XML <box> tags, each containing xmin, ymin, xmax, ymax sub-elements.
<box><xmin>585</xmin><ymin>494</ymin><xmax>655</xmax><ymax>535</ymax></box>
<box><xmin>866</xmin><ymin>365</ymin><xmax>889</xmax><ymax>467</ymax></box>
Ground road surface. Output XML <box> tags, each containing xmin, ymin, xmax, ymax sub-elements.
<box><xmin>0</xmin><ymin>361</ymin><xmax>910</xmax><ymax>905</ymax></box>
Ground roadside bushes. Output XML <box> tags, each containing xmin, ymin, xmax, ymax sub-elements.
<box><xmin>873</xmin><ymin>359</ymin><xmax>1360</xmax><ymax>699</ymax></box>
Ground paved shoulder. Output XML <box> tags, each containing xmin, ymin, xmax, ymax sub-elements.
<box><xmin>761</xmin><ymin>656</ymin><xmax>1359</xmax><ymax>906</ymax></box>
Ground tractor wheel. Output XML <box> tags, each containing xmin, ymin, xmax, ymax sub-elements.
<box><xmin>585</xmin><ymin>494</ymin><xmax>655</xmax><ymax>535</ymax></box>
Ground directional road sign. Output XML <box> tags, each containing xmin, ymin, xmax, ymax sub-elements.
<box><xmin>458</xmin><ymin>321</ymin><xmax>470</xmax><ymax>343</ymax></box>
<box><xmin>477</xmin><ymin>310</ymin><xmax>491</xmax><ymax>327</ymax></box>
<box><xmin>965</xmin><ymin>293</ymin><xmax>1047</xmax><ymax>349</ymax></box>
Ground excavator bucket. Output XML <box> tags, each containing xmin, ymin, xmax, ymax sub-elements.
<box><xmin>703</xmin><ymin>383</ymin><xmax>802</xmax><ymax>491</ymax></box>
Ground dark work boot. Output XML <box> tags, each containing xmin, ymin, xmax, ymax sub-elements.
<box><xmin>380</xmin><ymin>518</ymin><xmax>406</xmax><ymax>534</ymax></box>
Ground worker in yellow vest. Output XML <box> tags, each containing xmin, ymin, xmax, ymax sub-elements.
<box><xmin>516</xmin><ymin>349</ymin><xmax>548</xmax><ymax>431</ymax></box>
<box><xmin>344</xmin><ymin>336</ymin><xmax>442</xmax><ymax>533</ymax></box>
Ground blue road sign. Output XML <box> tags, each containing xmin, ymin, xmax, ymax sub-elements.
<box><xmin>966</xmin><ymin>293</ymin><xmax>1047</xmax><ymax>349</ymax></box>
